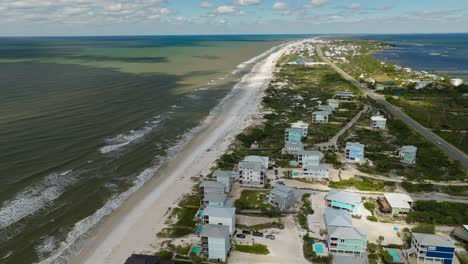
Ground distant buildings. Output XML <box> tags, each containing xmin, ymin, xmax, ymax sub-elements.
<box><xmin>267</xmin><ymin>183</ymin><xmax>296</xmax><ymax>210</ymax></box>
<box><xmin>450</xmin><ymin>78</ymin><xmax>464</xmax><ymax>87</ymax></box>
<box><xmin>378</xmin><ymin>193</ymin><xmax>413</xmax><ymax>216</ymax></box>
<box><xmin>291</xmin><ymin>121</ymin><xmax>309</xmax><ymax>137</ymax></box>
<box><xmin>406</xmin><ymin>233</ymin><xmax>455</xmax><ymax>264</ymax></box>
<box><xmin>324</xmin><ymin>208</ymin><xmax>367</xmax><ymax>256</ymax></box>
<box><xmin>415</xmin><ymin>81</ymin><xmax>430</xmax><ymax>90</ymax></box>
<box><xmin>370</xmin><ymin>115</ymin><xmax>387</xmax><ymax>129</ymax></box>
<box><xmin>238</xmin><ymin>156</ymin><xmax>268</xmax><ymax>187</ymax></box>
<box><xmin>200</xmin><ymin>224</ymin><xmax>231</xmax><ymax>262</ymax></box>
<box><xmin>345</xmin><ymin>142</ymin><xmax>365</xmax><ymax>162</ymax></box>
<box><xmin>312</xmin><ymin>111</ymin><xmax>330</xmax><ymax>123</ymax></box>
<box><xmin>285</xmin><ymin>128</ymin><xmax>303</xmax><ymax>143</ymax></box>
<box><xmin>202</xmin><ymin>206</ymin><xmax>236</xmax><ymax>235</ymax></box>
<box><xmin>400</xmin><ymin>145</ymin><xmax>417</xmax><ymax>164</ymax></box>
<box><xmin>325</xmin><ymin>189</ymin><xmax>361</xmax><ymax>214</ymax></box>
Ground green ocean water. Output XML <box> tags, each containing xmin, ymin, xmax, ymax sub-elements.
<box><xmin>0</xmin><ymin>35</ymin><xmax>304</xmax><ymax>263</ymax></box>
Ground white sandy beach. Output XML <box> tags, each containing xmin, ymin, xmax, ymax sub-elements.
<box><xmin>69</xmin><ymin>40</ymin><xmax>302</xmax><ymax>264</ymax></box>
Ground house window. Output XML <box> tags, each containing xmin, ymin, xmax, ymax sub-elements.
<box><xmin>218</xmin><ymin>223</ymin><xmax>222</xmax><ymax>225</ymax></box>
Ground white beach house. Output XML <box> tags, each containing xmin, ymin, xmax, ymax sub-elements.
<box><xmin>291</xmin><ymin>121</ymin><xmax>309</xmax><ymax>137</ymax></box>
<box><xmin>202</xmin><ymin>206</ymin><xmax>236</xmax><ymax>234</ymax></box>
<box><xmin>238</xmin><ymin>156</ymin><xmax>268</xmax><ymax>187</ymax></box>
<box><xmin>213</xmin><ymin>170</ymin><xmax>235</xmax><ymax>192</ymax></box>
<box><xmin>312</xmin><ymin>111</ymin><xmax>331</xmax><ymax>123</ymax></box>
<box><xmin>370</xmin><ymin>115</ymin><xmax>387</xmax><ymax>129</ymax></box>
<box><xmin>200</xmin><ymin>224</ymin><xmax>231</xmax><ymax>262</ymax></box>
<box><xmin>282</xmin><ymin>141</ymin><xmax>304</xmax><ymax>155</ymax></box>
<box><xmin>296</xmin><ymin>150</ymin><xmax>322</xmax><ymax>166</ymax></box>
<box><xmin>450</xmin><ymin>78</ymin><xmax>464</xmax><ymax>87</ymax></box>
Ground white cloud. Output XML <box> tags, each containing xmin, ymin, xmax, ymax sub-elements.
<box><xmin>218</xmin><ymin>19</ymin><xmax>228</xmax><ymax>24</ymax></box>
<box><xmin>214</xmin><ymin>5</ymin><xmax>238</xmax><ymax>14</ymax></box>
<box><xmin>200</xmin><ymin>1</ymin><xmax>212</xmax><ymax>9</ymax></box>
<box><xmin>234</xmin><ymin>0</ymin><xmax>262</xmax><ymax>6</ymax></box>
<box><xmin>307</xmin><ymin>0</ymin><xmax>329</xmax><ymax>8</ymax></box>
<box><xmin>272</xmin><ymin>2</ymin><xmax>288</xmax><ymax>10</ymax></box>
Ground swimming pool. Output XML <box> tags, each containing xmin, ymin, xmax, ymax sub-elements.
<box><xmin>314</xmin><ymin>244</ymin><xmax>324</xmax><ymax>254</ymax></box>
<box><xmin>192</xmin><ymin>246</ymin><xmax>201</xmax><ymax>255</ymax></box>
<box><xmin>387</xmin><ymin>249</ymin><xmax>401</xmax><ymax>262</ymax></box>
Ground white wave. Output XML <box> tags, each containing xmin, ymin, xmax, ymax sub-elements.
<box><xmin>235</xmin><ymin>45</ymin><xmax>279</xmax><ymax>70</ymax></box>
<box><xmin>0</xmin><ymin>171</ymin><xmax>76</xmax><ymax>229</ymax></box>
<box><xmin>99</xmin><ymin>120</ymin><xmax>162</xmax><ymax>154</ymax></box>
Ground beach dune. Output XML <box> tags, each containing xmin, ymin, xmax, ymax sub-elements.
<box><xmin>70</xmin><ymin>41</ymin><xmax>299</xmax><ymax>264</ymax></box>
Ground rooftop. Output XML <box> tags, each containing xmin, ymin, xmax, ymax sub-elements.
<box><xmin>271</xmin><ymin>183</ymin><xmax>294</xmax><ymax>198</ymax></box>
<box><xmin>346</xmin><ymin>142</ymin><xmax>365</xmax><ymax>149</ymax></box>
<box><xmin>401</xmin><ymin>145</ymin><xmax>417</xmax><ymax>152</ymax></box>
<box><xmin>384</xmin><ymin>193</ymin><xmax>413</xmax><ymax>209</ymax></box>
<box><xmin>313</xmin><ymin>110</ymin><xmax>331</xmax><ymax>116</ymax></box>
<box><xmin>201</xmin><ymin>224</ymin><xmax>230</xmax><ymax>239</ymax></box>
<box><xmin>213</xmin><ymin>170</ymin><xmax>235</xmax><ymax>179</ymax></box>
<box><xmin>413</xmin><ymin>233</ymin><xmax>455</xmax><ymax>248</ymax></box>
<box><xmin>204</xmin><ymin>192</ymin><xmax>228</xmax><ymax>203</ymax></box>
<box><xmin>203</xmin><ymin>206</ymin><xmax>236</xmax><ymax>218</ymax></box>
<box><xmin>238</xmin><ymin>160</ymin><xmax>263</xmax><ymax>171</ymax></box>
<box><xmin>303</xmin><ymin>164</ymin><xmax>329</xmax><ymax>170</ymax></box>
<box><xmin>371</xmin><ymin>115</ymin><xmax>387</xmax><ymax>121</ymax></box>
<box><xmin>328</xmin><ymin>225</ymin><xmax>367</xmax><ymax>240</ymax></box>
<box><xmin>325</xmin><ymin>208</ymin><xmax>352</xmax><ymax>227</ymax></box>
<box><xmin>200</xmin><ymin>180</ymin><xmax>225</xmax><ymax>189</ymax></box>
<box><xmin>325</xmin><ymin>189</ymin><xmax>361</xmax><ymax>205</ymax></box>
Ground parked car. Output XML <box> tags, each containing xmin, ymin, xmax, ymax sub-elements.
<box><xmin>242</xmin><ymin>230</ymin><xmax>251</xmax><ymax>235</ymax></box>
<box><xmin>252</xmin><ymin>231</ymin><xmax>264</xmax><ymax>237</ymax></box>
<box><xmin>236</xmin><ymin>234</ymin><xmax>246</xmax><ymax>239</ymax></box>
<box><xmin>266</xmin><ymin>235</ymin><xmax>276</xmax><ymax>240</ymax></box>
<box><xmin>277</xmin><ymin>181</ymin><xmax>285</xmax><ymax>185</ymax></box>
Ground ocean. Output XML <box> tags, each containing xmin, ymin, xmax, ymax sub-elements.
<box><xmin>360</xmin><ymin>33</ymin><xmax>468</xmax><ymax>79</ymax></box>
<box><xmin>0</xmin><ymin>35</ymin><xmax>305</xmax><ymax>263</ymax></box>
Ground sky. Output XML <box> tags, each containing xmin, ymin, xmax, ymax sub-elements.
<box><xmin>0</xmin><ymin>0</ymin><xmax>467</xmax><ymax>36</ymax></box>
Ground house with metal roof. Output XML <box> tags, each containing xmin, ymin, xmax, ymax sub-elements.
<box><xmin>200</xmin><ymin>181</ymin><xmax>226</xmax><ymax>201</ymax></box>
<box><xmin>200</xmin><ymin>224</ymin><xmax>231</xmax><ymax>262</ymax></box>
<box><xmin>312</xmin><ymin>111</ymin><xmax>331</xmax><ymax>123</ymax></box>
<box><xmin>378</xmin><ymin>193</ymin><xmax>413</xmax><ymax>216</ymax></box>
<box><xmin>327</xmin><ymin>99</ymin><xmax>340</xmax><ymax>110</ymax></box>
<box><xmin>452</xmin><ymin>225</ymin><xmax>468</xmax><ymax>243</ymax></box>
<box><xmin>285</xmin><ymin>127</ymin><xmax>303</xmax><ymax>143</ymax></box>
<box><xmin>335</xmin><ymin>91</ymin><xmax>354</xmax><ymax>99</ymax></box>
<box><xmin>267</xmin><ymin>183</ymin><xmax>296</xmax><ymax>210</ymax></box>
<box><xmin>296</xmin><ymin>150</ymin><xmax>323</xmax><ymax>166</ymax></box>
<box><xmin>301</xmin><ymin>164</ymin><xmax>330</xmax><ymax>179</ymax></box>
<box><xmin>318</xmin><ymin>104</ymin><xmax>335</xmax><ymax>113</ymax></box>
<box><xmin>202</xmin><ymin>206</ymin><xmax>236</xmax><ymax>234</ymax></box>
<box><xmin>238</xmin><ymin>156</ymin><xmax>268</xmax><ymax>187</ymax></box>
<box><xmin>324</xmin><ymin>208</ymin><xmax>367</xmax><ymax>256</ymax></box>
<box><xmin>345</xmin><ymin>142</ymin><xmax>365</xmax><ymax>162</ymax></box>
<box><xmin>291</xmin><ymin>121</ymin><xmax>309</xmax><ymax>137</ymax></box>
<box><xmin>400</xmin><ymin>145</ymin><xmax>417</xmax><ymax>165</ymax></box>
<box><xmin>203</xmin><ymin>192</ymin><xmax>228</xmax><ymax>208</ymax></box>
<box><xmin>282</xmin><ymin>141</ymin><xmax>304</xmax><ymax>155</ymax></box>
<box><xmin>325</xmin><ymin>189</ymin><xmax>361</xmax><ymax>214</ymax></box>
<box><xmin>213</xmin><ymin>170</ymin><xmax>235</xmax><ymax>192</ymax></box>
<box><xmin>405</xmin><ymin>233</ymin><xmax>455</xmax><ymax>264</ymax></box>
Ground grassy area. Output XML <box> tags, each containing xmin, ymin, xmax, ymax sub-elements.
<box><xmin>401</xmin><ymin>181</ymin><xmax>468</xmax><ymax>196</ymax></box>
<box><xmin>233</xmin><ymin>244</ymin><xmax>270</xmax><ymax>255</ymax></box>
<box><xmin>158</xmin><ymin>191</ymin><xmax>200</xmax><ymax>238</ymax></box>
<box><xmin>411</xmin><ymin>224</ymin><xmax>435</xmax><ymax>234</ymax></box>
<box><xmin>297</xmin><ymin>193</ymin><xmax>314</xmax><ymax>231</ymax></box>
<box><xmin>234</xmin><ymin>190</ymin><xmax>273</xmax><ymax>211</ymax></box>
<box><xmin>364</xmin><ymin>201</ymin><xmax>376</xmax><ymax>215</ymax></box>
<box><xmin>237</xmin><ymin>221</ymin><xmax>284</xmax><ymax>231</ymax></box>
<box><xmin>329</xmin><ymin>177</ymin><xmax>394</xmax><ymax>191</ymax></box>
<box><xmin>407</xmin><ymin>200</ymin><xmax>468</xmax><ymax>225</ymax></box>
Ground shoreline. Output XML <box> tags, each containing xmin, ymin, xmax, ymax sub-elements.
<box><xmin>67</xmin><ymin>40</ymin><xmax>299</xmax><ymax>264</ymax></box>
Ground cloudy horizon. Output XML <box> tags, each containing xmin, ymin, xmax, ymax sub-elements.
<box><xmin>0</xmin><ymin>0</ymin><xmax>467</xmax><ymax>36</ymax></box>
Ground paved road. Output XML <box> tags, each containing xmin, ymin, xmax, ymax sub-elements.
<box><xmin>316</xmin><ymin>45</ymin><xmax>468</xmax><ymax>168</ymax></box>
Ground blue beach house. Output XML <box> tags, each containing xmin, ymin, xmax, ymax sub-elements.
<box><xmin>325</xmin><ymin>189</ymin><xmax>361</xmax><ymax>214</ymax></box>
<box><xmin>406</xmin><ymin>233</ymin><xmax>455</xmax><ymax>264</ymax></box>
<box><xmin>285</xmin><ymin>128</ymin><xmax>303</xmax><ymax>143</ymax></box>
<box><xmin>345</xmin><ymin>142</ymin><xmax>365</xmax><ymax>162</ymax></box>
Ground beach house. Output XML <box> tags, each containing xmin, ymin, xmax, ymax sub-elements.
<box><xmin>301</xmin><ymin>164</ymin><xmax>330</xmax><ymax>179</ymax></box>
<box><xmin>400</xmin><ymin>145</ymin><xmax>417</xmax><ymax>164</ymax></box>
<box><xmin>415</xmin><ymin>81</ymin><xmax>430</xmax><ymax>89</ymax></box>
<box><xmin>405</xmin><ymin>233</ymin><xmax>455</xmax><ymax>264</ymax></box>
<box><xmin>325</xmin><ymin>189</ymin><xmax>361</xmax><ymax>214</ymax></box>
<box><xmin>378</xmin><ymin>193</ymin><xmax>413</xmax><ymax>216</ymax></box>
<box><xmin>202</xmin><ymin>206</ymin><xmax>236</xmax><ymax>234</ymax></box>
<box><xmin>324</xmin><ymin>208</ymin><xmax>368</xmax><ymax>256</ymax></box>
<box><xmin>213</xmin><ymin>170</ymin><xmax>235</xmax><ymax>192</ymax></box>
<box><xmin>200</xmin><ymin>181</ymin><xmax>226</xmax><ymax>200</ymax></box>
<box><xmin>312</xmin><ymin>111</ymin><xmax>331</xmax><ymax>123</ymax></box>
<box><xmin>285</xmin><ymin>128</ymin><xmax>303</xmax><ymax>143</ymax></box>
<box><xmin>327</xmin><ymin>99</ymin><xmax>340</xmax><ymax>110</ymax></box>
<box><xmin>203</xmin><ymin>192</ymin><xmax>228</xmax><ymax>208</ymax></box>
<box><xmin>345</xmin><ymin>142</ymin><xmax>365</xmax><ymax>162</ymax></box>
<box><xmin>370</xmin><ymin>115</ymin><xmax>387</xmax><ymax>129</ymax></box>
<box><xmin>291</xmin><ymin>121</ymin><xmax>309</xmax><ymax>137</ymax></box>
<box><xmin>238</xmin><ymin>156</ymin><xmax>268</xmax><ymax>187</ymax></box>
<box><xmin>335</xmin><ymin>91</ymin><xmax>354</xmax><ymax>99</ymax></box>
<box><xmin>282</xmin><ymin>141</ymin><xmax>304</xmax><ymax>155</ymax></box>
<box><xmin>267</xmin><ymin>183</ymin><xmax>296</xmax><ymax>211</ymax></box>
<box><xmin>297</xmin><ymin>150</ymin><xmax>322</xmax><ymax>166</ymax></box>
<box><xmin>452</xmin><ymin>225</ymin><xmax>468</xmax><ymax>243</ymax></box>
<box><xmin>318</xmin><ymin>104</ymin><xmax>335</xmax><ymax>113</ymax></box>
<box><xmin>450</xmin><ymin>78</ymin><xmax>464</xmax><ymax>87</ymax></box>
<box><xmin>200</xmin><ymin>224</ymin><xmax>231</xmax><ymax>262</ymax></box>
